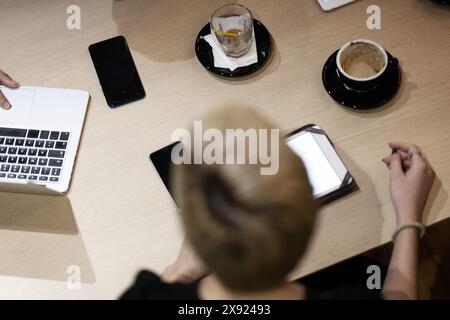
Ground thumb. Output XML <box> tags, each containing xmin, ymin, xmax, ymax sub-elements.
<box><xmin>0</xmin><ymin>90</ymin><xmax>12</xmax><ymax>110</ymax></box>
<box><xmin>0</xmin><ymin>71</ymin><xmax>19</xmax><ymax>88</ymax></box>
<box><xmin>390</xmin><ymin>153</ymin><xmax>404</xmax><ymax>178</ymax></box>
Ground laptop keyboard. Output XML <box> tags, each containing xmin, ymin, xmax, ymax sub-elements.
<box><xmin>0</xmin><ymin>127</ymin><xmax>69</xmax><ymax>183</ymax></box>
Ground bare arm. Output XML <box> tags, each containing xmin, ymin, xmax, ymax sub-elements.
<box><xmin>161</xmin><ymin>239</ymin><xmax>208</xmax><ymax>283</ymax></box>
<box><xmin>383</xmin><ymin>226</ymin><xmax>419</xmax><ymax>299</ymax></box>
<box><xmin>381</xmin><ymin>142</ymin><xmax>435</xmax><ymax>300</ymax></box>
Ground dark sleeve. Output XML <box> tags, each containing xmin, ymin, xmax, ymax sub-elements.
<box><xmin>300</xmin><ymin>256</ymin><xmax>386</xmax><ymax>300</ymax></box>
<box><xmin>120</xmin><ymin>270</ymin><xmax>200</xmax><ymax>300</ymax></box>
<box><xmin>306</xmin><ymin>285</ymin><xmax>383</xmax><ymax>300</ymax></box>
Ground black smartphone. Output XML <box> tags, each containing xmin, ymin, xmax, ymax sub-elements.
<box><xmin>89</xmin><ymin>36</ymin><xmax>145</xmax><ymax>108</ymax></box>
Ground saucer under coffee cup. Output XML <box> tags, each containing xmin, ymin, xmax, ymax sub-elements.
<box><xmin>322</xmin><ymin>39</ymin><xmax>401</xmax><ymax>110</ymax></box>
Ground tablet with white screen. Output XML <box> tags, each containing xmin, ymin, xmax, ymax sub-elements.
<box><xmin>285</xmin><ymin>124</ymin><xmax>356</xmax><ymax>202</ymax></box>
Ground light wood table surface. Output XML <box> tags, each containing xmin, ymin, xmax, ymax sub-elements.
<box><xmin>0</xmin><ymin>0</ymin><xmax>449</xmax><ymax>299</ymax></box>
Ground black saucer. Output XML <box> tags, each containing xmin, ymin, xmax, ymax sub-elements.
<box><xmin>195</xmin><ymin>19</ymin><xmax>272</xmax><ymax>78</ymax></box>
<box><xmin>322</xmin><ymin>50</ymin><xmax>401</xmax><ymax>110</ymax></box>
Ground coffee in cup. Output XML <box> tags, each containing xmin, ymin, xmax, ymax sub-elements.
<box><xmin>336</xmin><ymin>39</ymin><xmax>388</xmax><ymax>90</ymax></box>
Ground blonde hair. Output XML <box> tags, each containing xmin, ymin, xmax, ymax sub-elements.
<box><xmin>173</xmin><ymin>107</ymin><xmax>317</xmax><ymax>291</ymax></box>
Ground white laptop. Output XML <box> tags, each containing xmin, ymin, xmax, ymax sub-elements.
<box><xmin>317</xmin><ymin>0</ymin><xmax>356</xmax><ymax>11</ymax></box>
<box><xmin>0</xmin><ymin>86</ymin><xmax>89</xmax><ymax>195</ymax></box>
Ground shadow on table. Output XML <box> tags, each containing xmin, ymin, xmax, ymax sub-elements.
<box><xmin>112</xmin><ymin>0</ymin><xmax>227</xmax><ymax>63</ymax></box>
<box><xmin>423</xmin><ymin>176</ymin><xmax>448</xmax><ymax>226</ymax></box>
<box><xmin>0</xmin><ymin>193</ymin><xmax>77</xmax><ymax>234</ymax></box>
<box><xmin>0</xmin><ymin>192</ymin><xmax>95</xmax><ymax>283</ymax></box>
<box><xmin>323</xmin><ymin>145</ymin><xmax>384</xmax><ymax>243</ymax></box>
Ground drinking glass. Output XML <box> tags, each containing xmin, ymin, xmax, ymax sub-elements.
<box><xmin>210</xmin><ymin>3</ymin><xmax>254</xmax><ymax>57</ymax></box>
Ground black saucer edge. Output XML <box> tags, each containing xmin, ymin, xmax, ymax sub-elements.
<box><xmin>322</xmin><ymin>50</ymin><xmax>402</xmax><ymax>111</ymax></box>
<box><xmin>195</xmin><ymin>19</ymin><xmax>273</xmax><ymax>78</ymax></box>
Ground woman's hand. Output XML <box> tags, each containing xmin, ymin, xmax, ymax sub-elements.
<box><xmin>0</xmin><ymin>70</ymin><xmax>20</xmax><ymax>110</ymax></box>
<box><xmin>382</xmin><ymin>142</ymin><xmax>435</xmax><ymax>224</ymax></box>
<box><xmin>161</xmin><ymin>238</ymin><xmax>208</xmax><ymax>284</ymax></box>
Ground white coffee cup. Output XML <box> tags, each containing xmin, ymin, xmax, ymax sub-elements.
<box><xmin>336</xmin><ymin>39</ymin><xmax>388</xmax><ymax>90</ymax></box>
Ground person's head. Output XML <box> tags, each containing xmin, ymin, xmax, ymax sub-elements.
<box><xmin>173</xmin><ymin>106</ymin><xmax>318</xmax><ymax>292</ymax></box>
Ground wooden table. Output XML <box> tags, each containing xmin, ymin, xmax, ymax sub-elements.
<box><xmin>0</xmin><ymin>0</ymin><xmax>449</xmax><ymax>299</ymax></box>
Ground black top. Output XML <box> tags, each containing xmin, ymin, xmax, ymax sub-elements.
<box><xmin>121</xmin><ymin>255</ymin><xmax>384</xmax><ymax>300</ymax></box>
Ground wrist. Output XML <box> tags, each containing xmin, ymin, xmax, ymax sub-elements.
<box><xmin>392</xmin><ymin>222</ymin><xmax>425</xmax><ymax>242</ymax></box>
<box><xmin>396</xmin><ymin>209</ymin><xmax>422</xmax><ymax>225</ymax></box>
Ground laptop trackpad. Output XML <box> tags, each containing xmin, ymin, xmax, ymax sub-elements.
<box><xmin>0</xmin><ymin>87</ymin><xmax>36</xmax><ymax>124</ymax></box>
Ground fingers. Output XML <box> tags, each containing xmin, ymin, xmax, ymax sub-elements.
<box><xmin>398</xmin><ymin>144</ymin><xmax>433</xmax><ymax>172</ymax></box>
<box><xmin>388</xmin><ymin>142</ymin><xmax>434</xmax><ymax>177</ymax></box>
<box><xmin>0</xmin><ymin>90</ymin><xmax>11</xmax><ymax>110</ymax></box>
<box><xmin>0</xmin><ymin>70</ymin><xmax>19</xmax><ymax>88</ymax></box>
<box><xmin>409</xmin><ymin>152</ymin><xmax>435</xmax><ymax>179</ymax></box>
<box><xmin>383</xmin><ymin>158</ymin><xmax>411</xmax><ymax>168</ymax></box>
<box><xmin>383</xmin><ymin>151</ymin><xmax>412</xmax><ymax>172</ymax></box>
<box><xmin>388</xmin><ymin>142</ymin><xmax>420</xmax><ymax>156</ymax></box>
<box><xmin>388</xmin><ymin>142</ymin><xmax>414</xmax><ymax>152</ymax></box>
<box><xmin>387</xmin><ymin>142</ymin><xmax>427</xmax><ymax>170</ymax></box>
<box><xmin>389</xmin><ymin>152</ymin><xmax>405</xmax><ymax>178</ymax></box>
<box><xmin>382</xmin><ymin>150</ymin><xmax>409</xmax><ymax>165</ymax></box>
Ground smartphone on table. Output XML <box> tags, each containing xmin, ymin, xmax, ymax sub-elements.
<box><xmin>89</xmin><ymin>36</ymin><xmax>145</xmax><ymax>108</ymax></box>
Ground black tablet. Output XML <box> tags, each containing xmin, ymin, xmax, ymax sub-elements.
<box><xmin>285</xmin><ymin>124</ymin><xmax>356</xmax><ymax>204</ymax></box>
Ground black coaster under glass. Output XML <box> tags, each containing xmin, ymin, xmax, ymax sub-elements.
<box><xmin>195</xmin><ymin>19</ymin><xmax>272</xmax><ymax>78</ymax></box>
<box><xmin>322</xmin><ymin>50</ymin><xmax>401</xmax><ymax>110</ymax></box>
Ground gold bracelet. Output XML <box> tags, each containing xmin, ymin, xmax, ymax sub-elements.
<box><xmin>391</xmin><ymin>222</ymin><xmax>426</xmax><ymax>242</ymax></box>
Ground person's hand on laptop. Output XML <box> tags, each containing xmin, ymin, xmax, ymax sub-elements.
<box><xmin>0</xmin><ymin>70</ymin><xmax>20</xmax><ymax>110</ymax></box>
